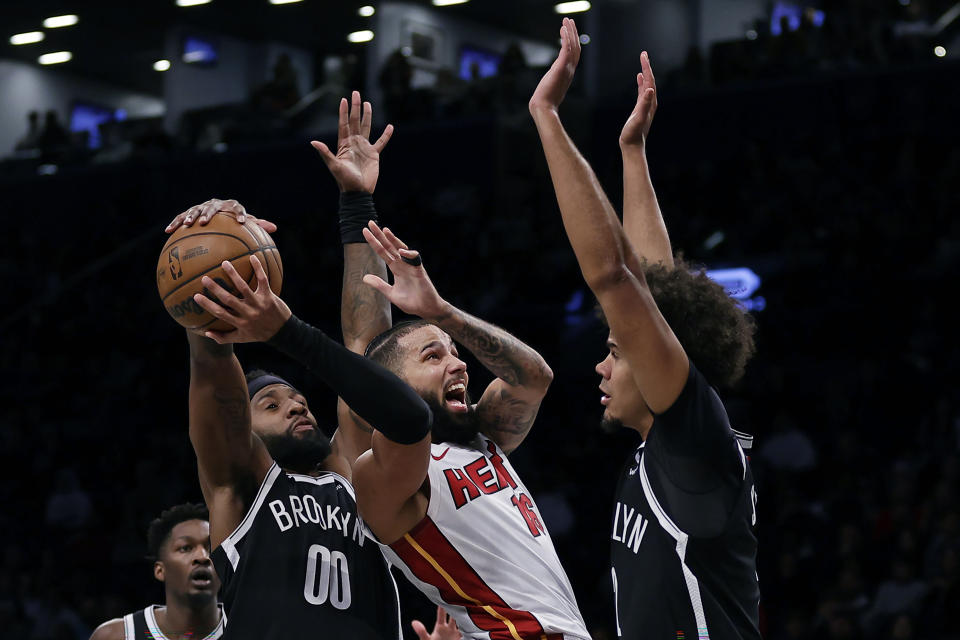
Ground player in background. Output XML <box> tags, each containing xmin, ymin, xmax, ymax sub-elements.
<box><xmin>89</xmin><ymin>503</ymin><xmax>225</xmax><ymax>640</ymax></box>
<box><xmin>529</xmin><ymin>17</ymin><xmax>760</xmax><ymax>639</ymax></box>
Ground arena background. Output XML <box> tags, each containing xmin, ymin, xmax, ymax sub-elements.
<box><xmin>1</xmin><ymin>1</ymin><xmax>958</xmax><ymax>638</ymax></box>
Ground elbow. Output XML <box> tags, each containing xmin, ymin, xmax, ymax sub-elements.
<box><xmin>535</xmin><ymin>361</ymin><xmax>554</xmax><ymax>391</ymax></box>
<box><xmin>584</xmin><ymin>262</ymin><xmax>632</xmax><ymax>294</ymax></box>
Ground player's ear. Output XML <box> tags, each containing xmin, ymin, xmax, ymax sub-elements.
<box><xmin>154</xmin><ymin>560</ymin><xmax>165</xmax><ymax>583</ymax></box>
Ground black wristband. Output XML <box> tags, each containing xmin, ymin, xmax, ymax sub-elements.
<box><xmin>268</xmin><ymin>314</ymin><xmax>432</xmax><ymax>445</ymax></box>
<box><xmin>338</xmin><ymin>191</ymin><xmax>377</xmax><ymax>244</ymax></box>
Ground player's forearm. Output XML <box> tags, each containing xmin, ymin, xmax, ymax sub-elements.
<box><xmin>341</xmin><ymin>243</ymin><xmax>391</xmax><ymax>353</ymax></box>
<box><xmin>186</xmin><ymin>332</ymin><xmax>256</xmax><ymax>486</ymax></box>
<box><xmin>432</xmin><ymin>304</ymin><xmax>553</xmax><ymax>391</ymax></box>
<box><xmin>269</xmin><ymin>314</ymin><xmax>432</xmax><ymax>443</ymax></box>
<box><xmin>531</xmin><ymin>109</ymin><xmax>634</xmax><ymax>291</ymax></box>
<box><xmin>622</xmin><ymin>145</ymin><xmax>673</xmax><ymax>268</ymax></box>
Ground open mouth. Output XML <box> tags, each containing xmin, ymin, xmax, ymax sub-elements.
<box><xmin>190</xmin><ymin>568</ymin><xmax>213</xmax><ymax>588</ymax></box>
<box><xmin>599</xmin><ymin>388</ymin><xmax>610</xmax><ymax>406</ymax></box>
<box><xmin>444</xmin><ymin>381</ymin><xmax>468</xmax><ymax>412</ymax></box>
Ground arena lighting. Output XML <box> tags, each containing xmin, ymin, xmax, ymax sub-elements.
<box><xmin>579</xmin><ymin>33</ymin><xmax>590</xmax><ymax>44</ymax></box>
<box><xmin>175</xmin><ymin>0</ymin><xmax>212</xmax><ymax>6</ymax></box>
<box><xmin>934</xmin><ymin>45</ymin><xmax>947</xmax><ymax>57</ymax></box>
<box><xmin>432</xmin><ymin>0</ymin><xmax>469</xmax><ymax>6</ymax></box>
<box><xmin>10</xmin><ymin>32</ymin><xmax>45</xmax><ymax>45</ymax></box>
<box><xmin>268</xmin><ymin>0</ymin><xmax>304</xmax><ymax>4</ymax></box>
<box><xmin>358</xmin><ymin>5</ymin><xmax>375</xmax><ymax>16</ymax></box>
<box><xmin>38</xmin><ymin>51</ymin><xmax>72</xmax><ymax>65</ymax></box>
<box><xmin>154</xmin><ymin>59</ymin><xmax>171</xmax><ymax>71</ymax></box>
<box><xmin>554</xmin><ymin>1</ymin><xmax>591</xmax><ymax>14</ymax></box>
<box><xmin>347</xmin><ymin>30</ymin><xmax>375</xmax><ymax>43</ymax></box>
<box><xmin>43</xmin><ymin>15</ymin><xmax>78</xmax><ymax>28</ymax></box>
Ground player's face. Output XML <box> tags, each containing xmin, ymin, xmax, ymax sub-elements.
<box><xmin>250</xmin><ymin>384</ymin><xmax>319</xmax><ymax>439</ymax></box>
<box><xmin>251</xmin><ymin>384</ymin><xmax>332</xmax><ymax>473</ymax></box>
<box><xmin>595</xmin><ymin>332</ymin><xmax>650</xmax><ymax>432</ymax></box>
<box><xmin>397</xmin><ymin>326</ymin><xmax>478</xmax><ymax>445</ymax></box>
<box><xmin>155</xmin><ymin>519</ymin><xmax>219</xmax><ymax>602</ymax></box>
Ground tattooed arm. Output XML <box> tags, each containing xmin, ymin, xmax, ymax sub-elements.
<box><xmin>186</xmin><ymin>332</ymin><xmax>273</xmax><ymax>549</ymax></box>
<box><xmin>361</xmin><ymin>223</ymin><xmax>552</xmax><ymax>455</ymax></box>
<box><xmin>435</xmin><ymin>307</ymin><xmax>553</xmax><ymax>454</ymax></box>
<box><xmin>311</xmin><ymin>91</ymin><xmax>395</xmax><ymax>465</ymax></box>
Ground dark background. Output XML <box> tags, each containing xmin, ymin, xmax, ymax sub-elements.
<box><xmin>1</xmin><ymin>1</ymin><xmax>959</xmax><ymax>639</ymax></box>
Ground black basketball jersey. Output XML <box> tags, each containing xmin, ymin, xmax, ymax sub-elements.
<box><xmin>120</xmin><ymin>605</ymin><xmax>225</xmax><ymax>639</ymax></box>
<box><xmin>211</xmin><ymin>463</ymin><xmax>401</xmax><ymax>640</ymax></box>
<box><xmin>610</xmin><ymin>364</ymin><xmax>760</xmax><ymax>639</ymax></box>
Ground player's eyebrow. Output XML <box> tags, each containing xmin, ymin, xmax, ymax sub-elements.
<box><xmin>606</xmin><ymin>339</ymin><xmax>618</xmax><ymax>349</ymax></box>
<box><xmin>420</xmin><ymin>341</ymin><xmax>444</xmax><ymax>355</ymax></box>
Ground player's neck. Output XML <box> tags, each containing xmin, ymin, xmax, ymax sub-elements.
<box><xmin>156</xmin><ymin>599</ymin><xmax>220</xmax><ymax>639</ymax></box>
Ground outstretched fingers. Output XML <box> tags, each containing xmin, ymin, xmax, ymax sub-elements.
<box><xmin>373</xmin><ymin>123</ymin><xmax>394</xmax><ymax>153</ymax></box>
<box><xmin>310</xmin><ymin>140</ymin><xmax>337</xmax><ymax>167</ymax></box>
<box><xmin>349</xmin><ymin>91</ymin><xmax>362</xmax><ymax>137</ymax></box>
<box><xmin>361</xmin><ymin>101</ymin><xmax>372</xmax><ymax>139</ymax></box>
<box><xmin>220</xmin><ymin>260</ymin><xmax>256</xmax><ymax>299</ymax></box>
<box><xmin>382</xmin><ymin>226</ymin><xmax>408</xmax><ymax>250</ymax></box>
<box><xmin>248</xmin><ymin>254</ymin><xmax>270</xmax><ymax>293</ymax></box>
<box><xmin>361</xmin><ymin>273</ymin><xmax>393</xmax><ymax>297</ymax></box>
<box><xmin>362</xmin><ymin>226</ymin><xmax>398</xmax><ymax>263</ymax></box>
<box><xmin>365</xmin><ymin>222</ymin><xmax>402</xmax><ymax>261</ymax></box>
<box><xmin>337</xmin><ymin>97</ymin><xmax>349</xmax><ymax>146</ymax></box>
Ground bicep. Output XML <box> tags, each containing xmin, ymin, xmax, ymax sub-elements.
<box><xmin>594</xmin><ymin>270</ymin><xmax>688</xmax><ymax>414</ymax></box>
<box><xmin>353</xmin><ymin>431</ymin><xmax>430</xmax><ymax>526</ymax></box>
<box><xmin>476</xmin><ymin>379</ymin><xmax>544</xmax><ymax>455</ymax></box>
<box><xmin>332</xmin><ymin>398</ymin><xmax>374</xmax><ymax>470</ymax></box>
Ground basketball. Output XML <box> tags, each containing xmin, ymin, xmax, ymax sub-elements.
<box><xmin>156</xmin><ymin>212</ymin><xmax>283</xmax><ymax>332</ymax></box>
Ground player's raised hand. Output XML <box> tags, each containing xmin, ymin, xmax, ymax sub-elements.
<box><xmin>193</xmin><ymin>255</ymin><xmax>292</xmax><ymax>343</ymax></box>
<box><xmin>165</xmin><ymin>198</ymin><xmax>278</xmax><ymax>234</ymax></box>
<box><xmin>360</xmin><ymin>221</ymin><xmax>449</xmax><ymax>321</ymax></box>
<box><xmin>311</xmin><ymin>91</ymin><xmax>394</xmax><ymax>194</ymax></box>
<box><xmin>620</xmin><ymin>51</ymin><xmax>658</xmax><ymax>150</ymax></box>
<box><xmin>411</xmin><ymin>606</ymin><xmax>462</xmax><ymax>640</ymax></box>
<box><xmin>528</xmin><ymin>17</ymin><xmax>581</xmax><ymax>114</ymax></box>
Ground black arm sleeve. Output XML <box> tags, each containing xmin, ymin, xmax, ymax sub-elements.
<box><xmin>268</xmin><ymin>314</ymin><xmax>432</xmax><ymax>444</ymax></box>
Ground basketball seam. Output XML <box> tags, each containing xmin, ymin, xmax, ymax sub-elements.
<box><xmin>161</xmin><ymin>230</ymin><xmax>257</xmax><ymax>253</ymax></box>
<box><xmin>160</xmin><ymin>246</ymin><xmax>276</xmax><ymax>303</ymax></box>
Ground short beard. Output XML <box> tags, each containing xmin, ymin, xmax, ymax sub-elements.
<box><xmin>260</xmin><ymin>430</ymin><xmax>332</xmax><ymax>475</ymax></box>
<box><xmin>600</xmin><ymin>415</ymin><xmax>624</xmax><ymax>434</ymax></box>
<box><xmin>423</xmin><ymin>393</ymin><xmax>479</xmax><ymax>447</ymax></box>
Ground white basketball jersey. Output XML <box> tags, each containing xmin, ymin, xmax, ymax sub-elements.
<box><xmin>380</xmin><ymin>436</ymin><xmax>589</xmax><ymax>640</ymax></box>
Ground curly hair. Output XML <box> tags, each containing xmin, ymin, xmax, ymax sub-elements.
<box><xmin>599</xmin><ymin>256</ymin><xmax>756</xmax><ymax>388</ymax></box>
<box><xmin>146</xmin><ymin>502</ymin><xmax>209</xmax><ymax>561</ymax></box>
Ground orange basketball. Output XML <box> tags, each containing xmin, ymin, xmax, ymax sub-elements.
<box><xmin>156</xmin><ymin>212</ymin><xmax>283</xmax><ymax>332</ymax></box>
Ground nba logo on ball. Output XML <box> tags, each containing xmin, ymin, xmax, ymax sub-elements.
<box><xmin>157</xmin><ymin>212</ymin><xmax>283</xmax><ymax>333</ymax></box>
<box><xmin>168</xmin><ymin>247</ymin><xmax>183</xmax><ymax>280</ymax></box>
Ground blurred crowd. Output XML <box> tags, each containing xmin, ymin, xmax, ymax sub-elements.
<box><xmin>1</xmin><ymin>2</ymin><xmax>959</xmax><ymax>639</ymax></box>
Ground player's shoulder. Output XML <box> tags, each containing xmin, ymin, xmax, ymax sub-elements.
<box><xmin>89</xmin><ymin>617</ymin><xmax>126</xmax><ymax>640</ymax></box>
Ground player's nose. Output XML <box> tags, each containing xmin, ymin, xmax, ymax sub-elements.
<box><xmin>286</xmin><ymin>400</ymin><xmax>307</xmax><ymax>417</ymax></box>
<box><xmin>447</xmin><ymin>356</ymin><xmax>467</xmax><ymax>374</ymax></box>
<box><xmin>595</xmin><ymin>358</ymin><xmax>610</xmax><ymax>378</ymax></box>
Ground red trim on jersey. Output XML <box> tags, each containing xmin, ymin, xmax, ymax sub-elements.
<box><xmin>390</xmin><ymin>516</ymin><xmax>562</xmax><ymax>640</ymax></box>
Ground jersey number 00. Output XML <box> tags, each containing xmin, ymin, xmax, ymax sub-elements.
<box><xmin>303</xmin><ymin>544</ymin><xmax>352</xmax><ymax>609</ymax></box>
